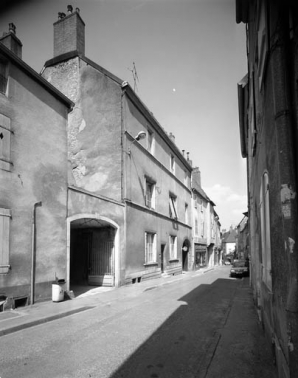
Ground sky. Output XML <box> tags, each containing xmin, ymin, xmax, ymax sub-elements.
<box><xmin>0</xmin><ymin>0</ymin><xmax>248</xmax><ymax>230</ymax></box>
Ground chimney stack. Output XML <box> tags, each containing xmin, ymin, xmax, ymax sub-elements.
<box><xmin>169</xmin><ymin>132</ymin><xmax>175</xmax><ymax>144</ymax></box>
<box><xmin>192</xmin><ymin>167</ymin><xmax>201</xmax><ymax>188</ymax></box>
<box><xmin>0</xmin><ymin>23</ymin><xmax>22</xmax><ymax>58</ymax></box>
<box><xmin>187</xmin><ymin>152</ymin><xmax>192</xmax><ymax>166</ymax></box>
<box><xmin>54</xmin><ymin>5</ymin><xmax>85</xmax><ymax>57</ymax></box>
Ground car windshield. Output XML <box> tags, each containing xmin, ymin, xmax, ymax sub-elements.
<box><xmin>233</xmin><ymin>261</ymin><xmax>246</xmax><ymax>267</ymax></box>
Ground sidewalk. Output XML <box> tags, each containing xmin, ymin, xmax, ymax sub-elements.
<box><xmin>198</xmin><ymin>277</ymin><xmax>277</xmax><ymax>378</ymax></box>
<box><xmin>0</xmin><ymin>267</ymin><xmax>214</xmax><ymax>338</ymax></box>
<box><xmin>1</xmin><ymin>268</ymin><xmax>278</xmax><ymax>377</ymax></box>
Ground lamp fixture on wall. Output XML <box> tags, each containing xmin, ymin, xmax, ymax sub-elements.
<box><xmin>128</xmin><ymin>131</ymin><xmax>146</xmax><ymax>154</ymax></box>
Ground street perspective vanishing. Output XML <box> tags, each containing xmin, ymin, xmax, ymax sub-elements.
<box><xmin>0</xmin><ymin>0</ymin><xmax>298</xmax><ymax>377</ymax></box>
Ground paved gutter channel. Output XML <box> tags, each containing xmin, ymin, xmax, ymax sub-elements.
<box><xmin>0</xmin><ymin>306</ymin><xmax>95</xmax><ymax>337</ymax></box>
<box><xmin>196</xmin><ymin>277</ymin><xmax>239</xmax><ymax>378</ymax></box>
<box><xmin>0</xmin><ymin>266</ymin><xmax>218</xmax><ymax>338</ymax></box>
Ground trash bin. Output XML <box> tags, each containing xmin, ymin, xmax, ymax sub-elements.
<box><xmin>52</xmin><ymin>279</ymin><xmax>65</xmax><ymax>302</ymax></box>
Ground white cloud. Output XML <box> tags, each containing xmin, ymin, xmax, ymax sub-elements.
<box><xmin>203</xmin><ymin>184</ymin><xmax>247</xmax><ymax>230</ymax></box>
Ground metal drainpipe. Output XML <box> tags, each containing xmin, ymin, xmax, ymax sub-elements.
<box><xmin>30</xmin><ymin>201</ymin><xmax>42</xmax><ymax>305</ymax></box>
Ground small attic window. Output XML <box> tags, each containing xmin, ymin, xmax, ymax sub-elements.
<box><xmin>0</xmin><ymin>59</ymin><xmax>8</xmax><ymax>95</ymax></box>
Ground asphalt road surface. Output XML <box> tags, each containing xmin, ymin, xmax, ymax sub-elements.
<box><xmin>1</xmin><ymin>267</ymin><xmax>244</xmax><ymax>378</ymax></box>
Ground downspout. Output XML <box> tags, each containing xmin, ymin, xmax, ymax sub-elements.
<box><xmin>120</xmin><ymin>84</ymin><xmax>127</xmax><ymax>287</ymax></box>
<box><xmin>30</xmin><ymin>201</ymin><xmax>42</xmax><ymax>305</ymax></box>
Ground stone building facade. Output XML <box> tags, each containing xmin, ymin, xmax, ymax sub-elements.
<box><xmin>41</xmin><ymin>8</ymin><xmax>193</xmax><ymax>290</ymax></box>
<box><xmin>0</xmin><ymin>25</ymin><xmax>73</xmax><ymax>305</ymax></box>
<box><xmin>236</xmin><ymin>1</ymin><xmax>298</xmax><ymax>376</ymax></box>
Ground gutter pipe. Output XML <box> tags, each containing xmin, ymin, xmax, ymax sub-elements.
<box><xmin>30</xmin><ymin>201</ymin><xmax>42</xmax><ymax>305</ymax></box>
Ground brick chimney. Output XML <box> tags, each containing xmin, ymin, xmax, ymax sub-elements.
<box><xmin>0</xmin><ymin>23</ymin><xmax>22</xmax><ymax>58</ymax></box>
<box><xmin>53</xmin><ymin>6</ymin><xmax>85</xmax><ymax>57</ymax></box>
<box><xmin>192</xmin><ymin>167</ymin><xmax>201</xmax><ymax>188</ymax></box>
<box><xmin>169</xmin><ymin>132</ymin><xmax>175</xmax><ymax>144</ymax></box>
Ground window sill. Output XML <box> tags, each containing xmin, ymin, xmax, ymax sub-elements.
<box><xmin>169</xmin><ymin>259</ymin><xmax>179</xmax><ymax>263</ymax></box>
<box><xmin>145</xmin><ymin>206</ymin><xmax>155</xmax><ymax>211</ymax></box>
<box><xmin>144</xmin><ymin>262</ymin><xmax>158</xmax><ymax>267</ymax></box>
<box><xmin>0</xmin><ymin>158</ymin><xmax>13</xmax><ymax>172</ymax></box>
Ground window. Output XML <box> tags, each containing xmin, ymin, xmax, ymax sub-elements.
<box><xmin>147</xmin><ymin>129</ymin><xmax>154</xmax><ymax>154</ymax></box>
<box><xmin>169</xmin><ymin>235</ymin><xmax>177</xmax><ymax>260</ymax></box>
<box><xmin>145</xmin><ymin>232</ymin><xmax>156</xmax><ymax>263</ymax></box>
<box><xmin>0</xmin><ymin>58</ymin><xmax>8</xmax><ymax>95</ymax></box>
<box><xmin>169</xmin><ymin>194</ymin><xmax>178</xmax><ymax>219</ymax></box>
<box><xmin>170</xmin><ymin>154</ymin><xmax>175</xmax><ymax>174</ymax></box>
<box><xmin>201</xmin><ymin>219</ymin><xmax>205</xmax><ymax>237</ymax></box>
<box><xmin>194</xmin><ymin>194</ymin><xmax>197</xmax><ymax>209</ymax></box>
<box><xmin>194</xmin><ymin>217</ymin><xmax>199</xmax><ymax>236</ymax></box>
<box><xmin>145</xmin><ymin>179</ymin><xmax>156</xmax><ymax>209</ymax></box>
<box><xmin>211</xmin><ymin>213</ymin><xmax>214</xmax><ymax>238</ymax></box>
<box><xmin>184</xmin><ymin>170</ymin><xmax>188</xmax><ymax>187</ymax></box>
<box><xmin>260</xmin><ymin>172</ymin><xmax>272</xmax><ymax>290</ymax></box>
<box><xmin>185</xmin><ymin>203</ymin><xmax>189</xmax><ymax>224</ymax></box>
<box><xmin>0</xmin><ymin>114</ymin><xmax>12</xmax><ymax>171</ymax></box>
<box><xmin>0</xmin><ymin>208</ymin><xmax>11</xmax><ymax>274</ymax></box>
<box><xmin>250</xmin><ymin>71</ymin><xmax>257</xmax><ymax>156</ymax></box>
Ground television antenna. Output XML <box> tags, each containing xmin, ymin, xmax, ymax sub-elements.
<box><xmin>128</xmin><ymin>62</ymin><xmax>139</xmax><ymax>92</ymax></box>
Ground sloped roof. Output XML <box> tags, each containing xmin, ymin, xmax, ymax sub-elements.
<box><xmin>0</xmin><ymin>43</ymin><xmax>74</xmax><ymax>109</ymax></box>
<box><xmin>223</xmin><ymin>229</ymin><xmax>237</xmax><ymax>243</ymax></box>
<box><xmin>43</xmin><ymin>50</ymin><xmax>192</xmax><ymax>171</ymax></box>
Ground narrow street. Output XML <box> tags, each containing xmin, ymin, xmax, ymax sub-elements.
<box><xmin>0</xmin><ymin>267</ymin><xmax>275</xmax><ymax>378</ymax></box>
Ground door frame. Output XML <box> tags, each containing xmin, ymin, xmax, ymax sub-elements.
<box><xmin>67</xmin><ymin>214</ymin><xmax>120</xmax><ymax>290</ymax></box>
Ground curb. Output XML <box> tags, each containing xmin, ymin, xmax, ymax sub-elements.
<box><xmin>0</xmin><ymin>265</ymin><xmax>222</xmax><ymax>337</ymax></box>
<box><xmin>0</xmin><ymin>305</ymin><xmax>94</xmax><ymax>338</ymax></box>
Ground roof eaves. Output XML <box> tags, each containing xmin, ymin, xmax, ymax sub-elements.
<box><xmin>0</xmin><ymin>43</ymin><xmax>74</xmax><ymax>109</ymax></box>
<box><xmin>237</xmin><ymin>74</ymin><xmax>248</xmax><ymax>158</ymax></box>
<box><xmin>43</xmin><ymin>52</ymin><xmax>123</xmax><ymax>86</ymax></box>
<box><xmin>236</xmin><ymin>0</ymin><xmax>249</xmax><ymax>24</ymax></box>
<box><xmin>123</xmin><ymin>84</ymin><xmax>192</xmax><ymax>171</ymax></box>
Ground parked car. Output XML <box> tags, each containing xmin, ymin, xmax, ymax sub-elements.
<box><xmin>230</xmin><ymin>260</ymin><xmax>249</xmax><ymax>278</ymax></box>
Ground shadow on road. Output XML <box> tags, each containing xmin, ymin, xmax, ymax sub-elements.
<box><xmin>109</xmin><ymin>278</ymin><xmax>240</xmax><ymax>378</ymax></box>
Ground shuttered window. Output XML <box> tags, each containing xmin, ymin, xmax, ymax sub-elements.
<box><xmin>145</xmin><ymin>179</ymin><xmax>155</xmax><ymax>209</ymax></box>
<box><xmin>0</xmin><ymin>114</ymin><xmax>12</xmax><ymax>171</ymax></box>
<box><xmin>0</xmin><ymin>59</ymin><xmax>8</xmax><ymax>95</ymax></box>
<box><xmin>169</xmin><ymin>195</ymin><xmax>178</xmax><ymax>219</ymax></box>
<box><xmin>0</xmin><ymin>208</ymin><xmax>11</xmax><ymax>274</ymax></box>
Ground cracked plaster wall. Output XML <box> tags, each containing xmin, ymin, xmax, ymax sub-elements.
<box><xmin>42</xmin><ymin>58</ymin><xmax>122</xmax><ymax>201</ymax></box>
<box><xmin>0</xmin><ymin>62</ymin><xmax>69</xmax><ymax>300</ymax></box>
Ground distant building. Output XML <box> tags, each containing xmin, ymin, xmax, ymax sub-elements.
<box><xmin>235</xmin><ymin>212</ymin><xmax>249</xmax><ymax>260</ymax></box>
<box><xmin>191</xmin><ymin>167</ymin><xmax>209</xmax><ymax>269</ymax></box>
<box><xmin>191</xmin><ymin>167</ymin><xmax>221</xmax><ymax>269</ymax></box>
<box><xmin>222</xmin><ymin>227</ymin><xmax>237</xmax><ymax>258</ymax></box>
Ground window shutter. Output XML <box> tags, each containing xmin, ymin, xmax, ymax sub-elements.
<box><xmin>0</xmin><ymin>208</ymin><xmax>11</xmax><ymax>274</ymax></box>
<box><xmin>0</xmin><ymin>114</ymin><xmax>12</xmax><ymax>171</ymax></box>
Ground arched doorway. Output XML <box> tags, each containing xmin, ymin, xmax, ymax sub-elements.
<box><xmin>182</xmin><ymin>239</ymin><xmax>191</xmax><ymax>271</ymax></box>
<box><xmin>67</xmin><ymin>214</ymin><xmax>119</xmax><ymax>292</ymax></box>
